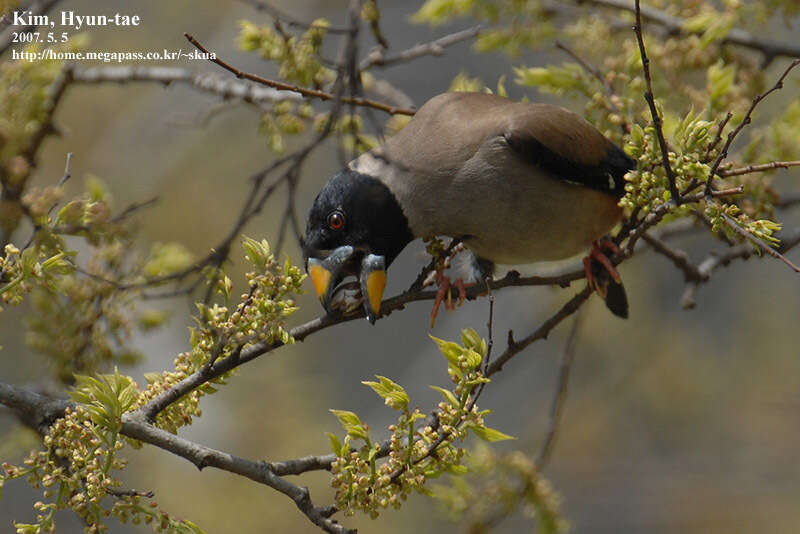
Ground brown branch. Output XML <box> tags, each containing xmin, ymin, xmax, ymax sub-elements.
<box><xmin>120</xmin><ymin>412</ymin><xmax>350</xmax><ymax>533</ymax></box>
<box><xmin>706</xmin><ymin>60</ymin><xmax>800</xmax><ymax>195</ymax></box>
<box><xmin>633</xmin><ymin>0</ymin><xmax>682</xmax><ymax>205</ymax></box>
<box><xmin>359</xmin><ymin>25</ymin><xmax>482</xmax><ymax>71</ymax></box>
<box><xmin>642</xmin><ymin>232</ymin><xmax>707</xmax><ymax>283</ymax></box>
<box><xmin>0</xmin><ymin>382</ymin><xmax>70</xmax><ymax>435</ymax></box>
<box><xmin>719</xmin><ymin>160</ymin><xmax>800</xmax><ymax>178</ymax></box>
<box><xmin>183</xmin><ymin>33</ymin><xmax>415</xmax><ymax>116</ymax></box>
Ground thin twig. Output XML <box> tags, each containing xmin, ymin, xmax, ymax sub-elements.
<box><xmin>719</xmin><ymin>160</ymin><xmax>800</xmax><ymax>177</ymax></box>
<box><xmin>359</xmin><ymin>26</ymin><xmax>482</xmax><ymax>71</ymax></box>
<box><xmin>183</xmin><ymin>33</ymin><xmax>415</xmax><ymax>116</ymax></box>
<box><xmin>720</xmin><ymin>213</ymin><xmax>800</xmax><ymax>272</ymax></box>
<box><xmin>706</xmin><ymin>60</ymin><xmax>800</xmax><ymax>195</ymax></box>
<box><xmin>633</xmin><ymin>0</ymin><xmax>682</xmax><ymax>205</ymax></box>
<box><xmin>238</xmin><ymin>0</ymin><xmax>350</xmax><ymax>33</ymax></box>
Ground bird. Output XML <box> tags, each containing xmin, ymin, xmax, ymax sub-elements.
<box><xmin>303</xmin><ymin>91</ymin><xmax>635</xmax><ymax>324</ymax></box>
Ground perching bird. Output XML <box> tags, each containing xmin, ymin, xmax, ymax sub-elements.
<box><xmin>303</xmin><ymin>92</ymin><xmax>635</xmax><ymax>324</ymax></box>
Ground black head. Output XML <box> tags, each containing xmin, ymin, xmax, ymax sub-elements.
<box><xmin>304</xmin><ymin>169</ymin><xmax>413</xmax><ymax>268</ymax></box>
<box><xmin>303</xmin><ymin>169</ymin><xmax>413</xmax><ymax>323</ymax></box>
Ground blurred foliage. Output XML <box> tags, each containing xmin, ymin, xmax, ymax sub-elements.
<box><xmin>434</xmin><ymin>444</ymin><xmax>567</xmax><ymax>534</ymax></box>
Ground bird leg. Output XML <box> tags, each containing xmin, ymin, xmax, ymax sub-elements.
<box><xmin>585</xmin><ymin>240</ymin><xmax>621</xmax><ymax>292</ymax></box>
<box><xmin>430</xmin><ymin>271</ymin><xmax>470</xmax><ymax>328</ymax></box>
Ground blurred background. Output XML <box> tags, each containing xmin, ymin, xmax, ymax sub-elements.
<box><xmin>1</xmin><ymin>1</ymin><xmax>800</xmax><ymax>532</ymax></box>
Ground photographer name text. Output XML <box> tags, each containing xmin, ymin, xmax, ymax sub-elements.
<box><xmin>12</xmin><ymin>10</ymin><xmax>141</xmax><ymax>30</ymax></box>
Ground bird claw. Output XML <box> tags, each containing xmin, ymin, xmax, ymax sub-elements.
<box><xmin>430</xmin><ymin>273</ymin><xmax>471</xmax><ymax>328</ymax></box>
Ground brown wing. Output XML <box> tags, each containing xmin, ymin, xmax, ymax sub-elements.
<box><xmin>503</xmin><ymin>103</ymin><xmax>635</xmax><ymax>197</ymax></box>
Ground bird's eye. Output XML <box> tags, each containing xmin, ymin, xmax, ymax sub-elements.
<box><xmin>328</xmin><ymin>210</ymin><xmax>345</xmax><ymax>230</ymax></box>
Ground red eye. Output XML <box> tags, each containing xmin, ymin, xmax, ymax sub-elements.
<box><xmin>328</xmin><ymin>210</ymin><xmax>345</xmax><ymax>230</ymax></box>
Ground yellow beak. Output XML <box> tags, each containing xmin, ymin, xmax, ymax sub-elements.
<box><xmin>308</xmin><ymin>262</ymin><xmax>332</xmax><ymax>302</ymax></box>
<box><xmin>306</xmin><ymin>245</ymin><xmax>354</xmax><ymax>310</ymax></box>
<box><xmin>360</xmin><ymin>254</ymin><xmax>386</xmax><ymax>324</ymax></box>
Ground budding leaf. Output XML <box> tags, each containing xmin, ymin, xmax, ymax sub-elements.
<box><xmin>362</xmin><ymin>375</ymin><xmax>410</xmax><ymax>411</ymax></box>
<box><xmin>330</xmin><ymin>409</ymin><xmax>368</xmax><ymax>440</ymax></box>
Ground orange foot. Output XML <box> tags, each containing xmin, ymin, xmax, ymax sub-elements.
<box><xmin>583</xmin><ymin>239</ymin><xmax>628</xmax><ymax>318</ymax></box>
<box><xmin>430</xmin><ymin>272</ymin><xmax>471</xmax><ymax>328</ymax></box>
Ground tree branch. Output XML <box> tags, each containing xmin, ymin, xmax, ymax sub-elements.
<box><xmin>719</xmin><ymin>160</ymin><xmax>800</xmax><ymax>178</ymax></box>
<box><xmin>120</xmin><ymin>412</ymin><xmax>351</xmax><ymax>534</ymax></box>
<box><xmin>0</xmin><ymin>382</ymin><xmax>70</xmax><ymax>435</ymax></box>
<box><xmin>70</xmin><ymin>65</ymin><xmax>303</xmax><ymax>106</ymax></box>
<box><xmin>633</xmin><ymin>0</ymin><xmax>682</xmax><ymax>205</ymax></box>
<box><xmin>642</xmin><ymin>232</ymin><xmax>707</xmax><ymax>283</ymax></box>
<box><xmin>359</xmin><ymin>26</ymin><xmax>482</xmax><ymax>71</ymax></box>
<box><xmin>183</xmin><ymin>33</ymin><xmax>415</xmax><ymax>116</ymax></box>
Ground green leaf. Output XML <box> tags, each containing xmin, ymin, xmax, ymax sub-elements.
<box><xmin>327</xmin><ymin>432</ymin><xmax>343</xmax><ymax>456</ymax></box>
<box><xmin>429</xmin><ymin>335</ymin><xmax>464</xmax><ymax>366</ymax></box>
<box><xmin>430</xmin><ymin>385</ymin><xmax>459</xmax><ymax>407</ymax></box>
<box><xmin>330</xmin><ymin>409</ymin><xmax>368</xmax><ymax>440</ymax></box>
<box><xmin>468</xmin><ymin>424</ymin><xmax>515</xmax><ymax>442</ymax></box>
